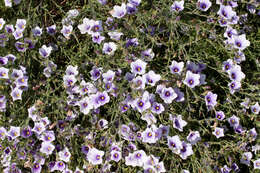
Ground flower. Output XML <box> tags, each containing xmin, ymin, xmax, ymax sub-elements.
<box><xmin>141</xmin><ymin>113</ymin><xmax>157</xmax><ymax>125</ymax></box>
<box><xmin>131</xmin><ymin>59</ymin><xmax>147</xmax><ymax>75</ymax></box>
<box><xmin>228</xmin><ymin>65</ymin><xmax>245</xmax><ymax>82</ymax></box>
<box><xmin>187</xmin><ymin>131</ymin><xmax>201</xmax><ymax>145</ymax></box>
<box><xmin>0</xmin><ymin>67</ymin><xmax>9</xmax><ymax>79</ymax></box>
<box><xmin>91</xmin><ymin>20</ymin><xmax>103</xmax><ymax>33</ymax></box>
<box><xmin>15</xmin><ymin>19</ymin><xmax>26</xmax><ymax>31</ymax></box>
<box><xmin>110</xmin><ymin>150</ymin><xmax>121</xmax><ymax>162</ymax></box>
<box><xmin>108</xmin><ymin>31</ymin><xmax>123</xmax><ymax>41</ymax></box>
<box><xmin>46</xmin><ymin>24</ymin><xmax>56</xmax><ymax>35</ymax></box>
<box><xmin>8</xmin><ymin>126</ymin><xmax>20</xmax><ymax>139</ymax></box>
<box><xmin>167</xmin><ymin>135</ymin><xmax>182</xmax><ymax>154</ymax></box>
<box><xmin>228</xmin><ymin>115</ymin><xmax>240</xmax><ymax>128</ymax></box>
<box><xmin>65</xmin><ymin>65</ymin><xmax>78</xmax><ymax>76</ymax></box>
<box><xmin>61</xmin><ymin>25</ymin><xmax>73</xmax><ymax>39</ymax></box>
<box><xmin>224</xmin><ymin>26</ymin><xmax>237</xmax><ymax>39</ymax></box>
<box><xmin>128</xmin><ymin>0</ymin><xmax>141</xmax><ymax>6</ymax></box>
<box><xmin>142</xmin><ymin>128</ymin><xmax>156</xmax><ymax>144</ymax></box>
<box><xmin>40</xmin><ymin>142</ymin><xmax>55</xmax><ymax>155</ymax></box>
<box><xmin>87</xmin><ymin>148</ymin><xmax>105</xmax><ymax>165</ymax></box>
<box><xmin>169</xmin><ymin>60</ymin><xmax>184</xmax><ymax>74</ymax></box>
<box><xmin>251</xmin><ymin>102</ymin><xmax>259</xmax><ymax>114</ymax></box>
<box><xmin>39</xmin><ymin>45</ymin><xmax>52</xmax><ymax>58</ymax></box>
<box><xmin>91</xmin><ymin>91</ymin><xmax>110</xmax><ymax>109</ymax></box>
<box><xmin>102</xmin><ymin>70</ymin><xmax>115</xmax><ymax>83</ymax></box>
<box><xmin>222</xmin><ymin>59</ymin><xmax>233</xmax><ymax>71</ymax></box>
<box><xmin>232</xmin><ymin>34</ymin><xmax>250</xmax><ymax>50</ymax></box>
<box><xmin>21</xmin><ymin>126</ymin><xmax>32</xmax><ymax>138</ymax></box>
<box><xmin>253</xmin><ymin>159</ymin><xmax>260</xmax><ymax>170</ymax></box>
<box><xmin>132</xmin><ymin>75</ymin><xmax>146</xmax><ymax>90</ymax></box>
<box><xmin>141</xmin><ymin>48</ymin><xmax>155</xmax><ymax>59</ymax></box>
<box><xmin>0</xmin><ymin>127</ymin><xmax>7</xmax><ymax>140</ymax></box>
<box><xmin>151</xmin><ymin>102</ymin><xmax>165</xmax><ymax>114</ymax></box>
<box><xmin>31</xmin><ymin>163</ymin><xmax>42</xmax><ymax>173</ymax></box>
<box><xmin>13</xmin><ymin>29</ymin><xmax>23</xmax><ymax>40</ymax></box>
<box><xmin>144</xmin><ymin>70</ymin><xmax>161</xmax><ymax>86</ymax></box>
<box><xmin>40</xmin><ymin>130</ymin><xmax>55</xmax><ymax>142</ymax></box>
<box><xmin>197</xmin><ymin>0</ymin><xmax>212</xmax><ymax>11</ymax></box>
<box><xmin>183</xmin><ymin>71</ymin><xmax>200</xmax><ymax>88</ymax></box>
<box><xmin>111</xmin><ymin>3</ymin><xmax>127</xmax><ymax>18</ymax></box>
<box><xmin>32</xmin><ymin>26</ymin><xmax>43</xmax><ymax>37</ymax></box>
<box><xmin>102</xmin><ymin>42</ymin><xmax>117</xmax><ymax>55</ymax></box>
<box><xmin>32</xmin><ymin>122</ymin><xmax>46</xmax><ymax>135</ymax></box>
<box><xmin>91</xmin><ymin>32</ymin><xmax>105</xmax><ymax>44</ymax></box>
<box><xmin>179</xmin><ymin>142</ymin><xmax>193</xmax><ymax>160</ymax></box>
<box><xmin>77</xmin><ymin>18</ymin><xmax>94</xmax><ymax>34</ymax></box>
<box><xmin>228</xmin><ymin>81</ymin><xmax>241</xmax><ymax>94</ymax></box>
<box><xmin>134</xmin><ymin>97</ymin><xmax>151</xmax><ymax>113</ymax></box>
<box><xmin>217</xmin><ymin>5</ymin><xmax>236</xmax><ymax>19</ymax></box>
<box><xmin>215</xmin><ymin>111</ymin><xmax>225</xmax><ymax>120</ymax></box>
<box><xmin>63</xmin><ymin>75</ymin><xmax>77</xmax><ymax>88</ymax></box>
<box><xmin>213</xmin><ymin>127</ymin><xmax>224</xmax><ymax>138</ymax></box>
<box><xmin>78</xmin><ymin>97</ymin><xmax>93</xmax><ymax>114</ymax></box>
<box><xmin>11</xmin><ymin>88</ymin><xmax>23</xmax><ymax>101</ymax></box>
<box><xmin>90</xmin><ymin>67</ymin><xmax>102</xmax><ymax>81</ymax></box>
<box><xmin>240</xmin><ymin>152</ymin><xmax>252</xmax><ymax>166</ymax></box>
<box><xmin>205</xmin><ymin>91</ymin><xmax>217</xmax><ymax>109</ymax></box>
<box><xmin>159</xmin><ymin>87</ymin><xmax>177</xmax><ymax>104</ymax></box>
<box><xmin>171</xmin><ymin>114</ymin><xmax>187</xmax><ymax>132</ymax></box>
<box><xmin>127</xmin><ymin>3</ymin><xmax>138</xmax><ymax>14</ymax></box>
<box><xmin>171</xmin><ymin>0</ymin><xmax>185</xmax><ymax>12</ymax></box>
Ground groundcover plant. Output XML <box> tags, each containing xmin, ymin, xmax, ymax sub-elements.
<box><xmin>0</xmin><ymin>0</ymin><xmax>259</xmax><ymax>172</ymax></box>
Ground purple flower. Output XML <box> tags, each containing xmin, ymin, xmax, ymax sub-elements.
<box><xmin>221</xmin><ymin>165</ymin><xmax>231</xmax><ymax>173</ymax></box>
<box><xmin>21</xmin><ymin>126</ymin><xmax>32</xmax><ymax>138</ymax></box>
<box><xmin>228</xmin><ymin>115</ymin><xmax>240</xmax><ymax>128</ymax></box>
<box><xmin>0</xmin><ymin>127</ymin><xmax>7</xmax><ymax>140</ymax></box>
<box><xmin>15</xmin><ymin>41</ymin><xmax>26</xmax><ymax>52</ymax></box>
<box><xmin>87</xmin><ymin>148</ymin><xmax>104</xmax><ymax>165</ymax></box>
<box><xmin>77</xmin><ymin>18</ymin><xmax>94</xmax><ymax>34</ymax></box>
<box><xmin>13</xmin><ymin>29</ymin><xmax>23</xmax><ymax>40</ymax></box>
<box><xmin>171</xmin><ymin>114</ymin><xmax>187</xmax><ymax>132</ymax></box>
<box><xmin>55</xmin><ymin>161</ymin><xmax>65</xmax><ymax>171</ymax></box>
<box><xmin>15</xmin><ymin>19</ymin><xmax>26</xmax><ymax>31</ymax></box>
<box><xmin>32</xmin><ymin>26</ymin><xmax>43</xmax><ymax>37</ymax></box>
<box><xmin>11</xmin><ymin>88</ymin><xmax>23</xmax><ymax>101</ymax></box>
<box><xmin>248</xmin><ymin>128</ymin><xmax>257</xmax><ymax>140</ymax></box>
<box><xmin>167</xmin><ymin>135</ymin><xmax>182</xmax><ymax>154</ymax></box>
<box><xmin>90</xmin><ymin>67</ymin><xmax>102</xmax><ymax>81</ymax></box>
<box><xmin>0</xmin><ymin>18</ymin><xmax>5</xmax><ymax>30</ymax></box>
<box><xmin>102</xmin><ymin>70</ymin><xmax>115</xmax><ymax>83</ymax></box>
<box><xmin>179</xmin><ymin>142</ymin><xmax>193</xmax><ymax>160</ymax></box>
<box><xmin>205</xmin><ymin>91</ymin><xmax>217</xmax><ymax>109</ymax></box>
<box><xmin>197</xmin><ymin>0</ymin><xmax>212</xmax><ymax>11</ymax></box>
<box><xmin>31</xmin><ymin>163</ymin><xmax>42</xmax><ymax>173</ymax></box>
<box><xmin>78</xmin><ymin>97</ymin><xmax>93</xmax><ymax>114</ymax></box>
<box><xmin>169</xmin><ymin>60</ymin><xmax>184</xmax><ymax>74</ymax></box>
<box><xmin>46</xmin><ymin>24</ymin><xmax>56</xmax><ymax>35</ymax></box>
<box><xmin>215</xmin><ymin>111</ymin><xmax>225</xmax><ymax>120</ymax></box>
<box><xmin>144</xmin><ymin>70</ymin><xmax>161</xmax><ymax>86</ymax></box>
<box><xmin>40</xmin><ymin>142</ymin><xmax>55</xmax><ymax>155</ymax></box>
<box><xmin>39</xmin><ymin>45</ymin><xmax>52</xmax><ymax>58</ymax></box>
<box><xmin>232</xmin><ymin>34</ymin><xmax>250</xmax><ymax>50</ymax></box>
<box><xmin>110</xmin><ymin>150</ymin><xmax>121</xmax><ymax>162</ymax></box>
<box><xmin>8</xmin><ymin>126</ymin><xmax>20</xmax><ymax>139</ymax></box>
<box><xmin>93</xmin><ymin>91</ymin><xmax>110</xmax><ymax>108</ymax></box>
<box><xmin>111</xmin><ymin>3</ymin><xmax>127</xmax><ymax>18</ymax></box>
<box><xmin>141</xmin><ymin>48</ymin><xmax>155</xmax><ymax>60</ymax></box>
<box><xmin>171</xmin><ymin>0</ymin><xmax>185</xmax><ymax>12</ymax></box>
<box><xmin>108</xmin><ymin>31</ymin><xmax>123</xmax><ymax>41</ymax></box>
<box><xmin>253</xmin><ymin>159</ymin><xmax>260</xmax><ymax>170</ymax></box>
<box><xmin>228</xmin><ymin>65</ymin><xmax>245</xmax><ymax>82</ymax></box>
<box><xmin>63</xmin><ymin>75</ymin><xmax>77</xmax><ymax>88</ymax></box>
<box><xmin>174</xmin><ymin>87</ymin><xmax>185</xmax><ymax>102</ymax></box>
<box><xmin>0</xmin><ymin>67</ymin><xmax>9</xmax><ymax>79</ymax></box>
<box><xmin>213</xmin><ymin>127</ymin><xmax>224</xmax><ymax>138</ymax></box>
<box><xmin>228</xmin><ymin>81</ymin><xmax>241</xmax><ymax>94</ymax></box>
<box><xmin>240</xmin><ymin>152</ymin><xmax>252</xmax><ymax>166</ymax></box>
<box><xmin>251</xmin><ymin>102</ymin><xmax>259</xmax><ymax>114</ymax></box>
<box><xmin>65</xmin><ymin>65</ymin><xmax>78</xmax><ymax>76</ymax></box>
<box><xmin>142</xmin><ymin>128</ymin><xmax>156</xmax><ymax>144</ymax></box>
<box><xmin>127</xmin><ymin>3</ymin><xmax>138</xmax><ymax>14</ymax></box>
<box><xmin>102</xmin><ymin>42</ymin><xmax>117</xmax><ymax>55</ymax></box>
<box><xmin>32</xmin><ymin>122</ymin><xmax>46</xmax><ymax>135</ymax></box>
<box><xmin>5</xmin><ymin>24</ymin><xmax>14</xmax><ymax>33</ymax></box>
<box><xmin>234</xmin><ymin>51</ymin><xmax>245</xmax><ymax>64</ymax></box>
<box><xmin>126</xmin><ymin>38</ymin><xmax>139</xmax><ymax>47</ymax></box>
<box><xmin>40</xmin><ymin>130</ymin><xmax>55</xmax><ymax>142</ymax></box>
<box><xmin>217</xmin><ymin>5</ymin><xmax>236</xmax><ymax>19</ymax></box>
<box><xmin>224</xmin><ymin>26</ymin><xmax>237</xmax><ymax>39</ymax></box>
<box><xmin>91</xmin><ymin>20</ymin><xmax>103</xmax><ymax>33</ymax></box>
<box><xmin>134</xmin><ymin>97</ymin><xmax>151</xmax><ymax>113</ymax></box>
<box><xmin>222</xmin><ymin>59</ymin><xmax>233</xmax><ymax>72</ymax></box>
<box><xmin>91</xmin><ymin>32</ymin><xmax>105</xmax><ymax>44</ymax></box>
<box><xmin>151</xmin><ymin>102</ymin><xmax>165</xmax><ymax>114</ymax></box>
<box><xmin>61</xmin><ymin>25</ymin><xmax>73</xmax><ymax>39</ymax></box>
<box><xmin>128</xmin><ymin>0</ymin><xmax>141</xmax><ymax>6</ymax></box>
<box><xmin>131</xmin><ymin>59</ymin><xmax>147</xmax><ymax>75</ymax></box>
<box><xmin>187</xmin><ymin>131</ymin><xmax>201</xmax><ymax>145</ymax></box>
<box><xmin>183</xmin><ymin>71</ymin><xmax>200</xmax><ymax>88</ymax></box>
<box><xmin>159</xmin><ymin>87</ymin><xmax>177</xmax><ymax>104</ymax></box>
<box><xmin>141</xmin><ymin>113</ymin><xmax>157</xmax><ymax>125</ymax></box>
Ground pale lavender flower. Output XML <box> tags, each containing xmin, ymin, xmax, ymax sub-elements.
<box><xmin>144</xmin><ymin>70</ymin><xmax>161</xmax><ymax>86</ymax></box>
<box><xmin>151</xmin><ymin>102</ymin><xmax>165</xmax><ymax>114</ymax></box>
<box><xmin>63</xmin><ymin>75</ymin><xmax>77</xmax><ymax>88</ymax></box>
<box><xmin>171</xmin><ymin>0</ymin><xmax>185</xmax><ymax>12</ymax></box>
<box><xmin>46</xmin><ymin>24</ymin><xmax>56</xmax><ymax>35</ymax></box>
<box><xmin>40</xmin><ymin>142</ymin><xmax>55</xmax><ymax>155</ymax></box>
<box><xmin>110</xmin><ymin>150</ymin><xmax>121</xmax><ymax>162</ymax></box>
<box><xmin>0</xmin><ymin>18</ymin><xmax>5</xmax><ymax>30</ymax></box>
<box><xmin>132</xmin><ymin>75</ymin><xmax>146</xmax><ymax>90</ymax></box>
<box><xmin>142</xmin><ymin>128</ymin><xmax>156</xmax><ymax>144</ymax></box>
<box><xmin>111</xmin><ymin>3</ymin><xmax>127</xmax><ymax>18</ymax></box>
<box><xmin>78</xmin><ymin>97</ymin><xmax>93</xmax><ymax>114</ymax></box>
<box><xmin>224</xmin><ymin>26</ymin><xmax>237</xmax><ymax>39</ymax></box>
<box><xmin>134</xmin><ymin>97</ymin><xmax>151</xmax><ymax>113</ymax></box>
<box><xmin>0</xmin><ymin>56</ymin><xmax>8</xmax><ymax>65</ymax></box>
<box><xmin>228</xmin><ymin>115</ymin><xmax>240</xmax><ymax>128</ymax></box>
<box><xmin>32</xmin><ymin>122</ymin><xmax>46</xmax><ymax>135</ymax></box>
<box><xmin>232</xmin><ymin>34</ymin><xmax>250</xmax><ymax>50</ymax></box>
<box><xmin>31</xmin><ymin>163</ymin><xmax>42</xmax><ymax>173</ymax></box>
<box><xmin>21</xmin><ymin>126</ymin><xmax>32</xmax><ymax>138</ymax></box>
<box><xmin>0</xmin><ymin>127</ymin><xmax>7</xmax><ymax>140</ymax></box>
<box><xmin>65</xmin><ymin>65</ymin><xmax>78</xmax><ymax>76</ymax></box>
<box><xmin>15</xmin><ymin>41</ymin><xmax>26</xmax><ymax>52</ymax></box>
<box><xmin>91</xmin><ymin>32</ymin><xmax>105</xmax><ymax>44</ymax></box>
<box><xmin>234</xmin><ymin>51</ymin><xmax>246</xmax><ymax>64</ymax></box>
<box><xmin>248</xmin><ymin>128</ymin><xmax>257</xmax><ymax>140</ymax></box>
<box><xmin>183</xmin><ymin>71</ymin><xmax>200</xmax><ymax>88</ymax></box>
<box><xmin>160</xmin><ymin>87</ymin><xmax>177</xmax><ymax>104</ymax></box>
<box><xmin>131</xmin><ymin>59</ymin><xmax>147</xmax><ymax>75</ymax></box>
<box><xmin>222</xmin><ymin>59</ymin><xmax>233</xmax><ymax>72</ymax></box>
<box><xmin>197</xmin><ymin>0</ymin><xmax>212</xmax><ymax>11</ymax></box>
<box><xmin>0</xmin><ymin>67</ymin><xmax>9</xmax><ymax>79</ymax></box>
<box><xmin>227</xmin><ymin>1</ymin><xmax>238</xmax><ymax>8</ymax></box>
<box><xmin>128</xmin><ymin>0</ymin><xmax>141</xmax><ymax>6</ymax></box>
<box><xmin>13</xmin><ymin>29</ymin><xmax>23</xmax><ymax>40</ymax></box>
<box><xmin>102</xmin><ymin>42</ymin><xmax>117</xmax><ymax>55</ymax></box>
<box><xmin>216</xmin><ymin>111</ymin><xmax>225</xmax><ymax>120</ymax></box>
<box><xmin>40</xmin><ymin>130</ymin><xmax>55</xmax><ymax>142</ymax></box>
<box><xmin>8</xmin><ymin>126</ymin><xmax>20</xmax><ymax>139</ymax></box>
<box><xmin>141</xmin><ymin>48</ymin><xmax>155</xmax><ymax>60</ymax></box>
<box><xmin>126</xmin><ymin>38</ymin><xmax>139</xmax><ymax>47</ymax></box>
<box><xmin>132</xmin><ymin>150</ymin><xmax>147</xmax><ymax>167</ymax></box>
<box><xmin>187</xmin><ymin>131</ymin><xmax>201</xmax><ymax>145</ymax></box>
<box><xmin>228</xmin><ymin>65</ymin><xmax>245</xmax><ymax>82</ymax></box>
<box><xmin>213</xmin><ymin>127</ymin><xmax>224</xmax><ymax>138</ymax></box>
<box><xmin>4</xmin><ymin>0</ymin><xmax>12</xmax><ymax>7</ymax></box>
<box><xmin>98</xmin><ymin>119</ymin><xmax>108</xmax><ymax>129</ymax></box>
<box><xmin>108</xmin><ymin>31</ymin><xmax>123</xmax><ymax>41</ymax></box>
<box><xmin>39</xmin><ymin>45</ymin><xmax>52</xmax><ymax>58</ymax></box>
<box><xmin>240</xmin><ymin>152</ymin><xmax>252</xmax><ymax>166</ymax></box>
<box><xmin>180</xmin><ymin>142</ymin><xmax>193</xmax><ymax>160</ymax></box>
<box><xmin>28</xmin><ymin>105</ymin><xmax>39</xmax><ymax>121</ymax></box>
<box><xmin>11</xmin><ymin>88</ymin><xmax>23</xmax><ymax>101</ymax></box>
<box><xmin>171</xmin><ymin>114</ymin><xmax>187</xmax><ymax>132</ymax></box>
<box><xmin>91</xmin><ymin>20</ymin><xmax>103</xmax><ymax>33</ymax></box>
<box><xmin>102</xmin><ymin>70</ymin><xmax>115</xmax><ymax>83</ymax></box>
<box><xmin>141</xmin><ymin>113</ymin><xmax>157</xmax><ymax>125</ymax></box>
<box><xmin>174</xmin><ymin>87</ymin><xmax>185</xmax><ymax>102</ymax></box>
<box><xmin>98</xmin><ymin>0</ymin><xmax>107</xmax><ymax>5</ymax></box>
<box><xmin>167</xmin><ymin>135</ymin><xmax>182</xmax><ymax>154</ymax></box>
<box><xmin>251</xmin><ymin>102</ymin><xmax>259</xmax><ymax>114</ymax></box>
<box><xmin>90</xmin><ymin>67</ymin><xmax>102</xmax><ymax>81</ymax></box>
<box><xmin>5</xmin><ymin>24</ymin><xmax>14</xmax><ymax>33</ymax></box>
<box><xmin>32</xmin><ymin>26</ymin><xmax>43</xmax><ymax>37</ymax></box>
<box><xmin>228</xmin><ymin>81</ymin><xmax>241</xmax><ymax>94</ymax></box>
<box><xmin>127</xmin><ymin>3</ymin><xmax>138</xmax><ymax>14</ymax></box>
<box><xmin>169</xmin><ymin>60</ymin><xmax>184</xmax><ymax>74</ymax></box>
<box><xmin>61</xmin><ymin>25</ymin><xmax>73</xmax><ymax>39</ymax></box>
<box><xmin>218</xmin><ymin>5</ymin><xmax>236</xmax><ymax>19</ymax></box>
<box><xmin>87</xmin><ymin>148</ymin><xmax>104</xmax><ymax>165</ymax></box>
<box><xmin>221</xmin><ymin>165</ymin><xmax>231</xmax><ymax>173</ymax></box>
<box><xmin>253</xmin><ymin>159</ymin><xmax>260</xmax><ymax>170</ymax></box>
<box><xmin>205</xmin><ymin>91</ymin><xmax>217</xmax><ymax>109</ymax></box>
<box><xmin>15</xmin><ymin>19</ymin><xmax>26</xmax><ymax>31</ymax></box>
<box><xmin>55</xmin><ymin>161</ymin><xmax>65</xmax><ymax>171</ymax></box>
<box><xmin>77</xmin><ymin>18</ymin><xmax>94</xmax><ymax>34</ymax></box>
<box><xmin>79</xmin><ymin>80</ymin><xmax>97</xmax><ymax>95</ymax></box>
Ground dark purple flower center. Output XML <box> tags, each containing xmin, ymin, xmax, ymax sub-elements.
<box><xmin>100</xmin><ymin>96</ymin><xmax>105</xmax><ymax>101</ymax></box>
<box><xmin>201</xmin><ymin>3</ymin><xmax>206</xmax><ymax>9</ymax></box>
<box><xmin>135</xmin><ymin>153</ymin><xmax>141</xmax><ymax>158</ymax></box>
<box><xmin>236</xmin><ymin>42</ymin><xmax>241</xmax><ymax>47</ymax></box>
<box><xmin>147</xmin><ymin>132</ymin><xmax>152</xmax><ymax>137</ymax></box>
<box><xmin>155</xmin><ymin>106</ymin><xmax>160</xmax><ymax>110</ymax></box>
<box><xmin>136</xmin><ymin>66</ymin><xmax>141</xmax><ymax>72</ymax></box>
<box><xmin>138</xmin><ymin>101</ymin><xmax>144</xmax><ymax>107</ymax></box>
<box><xmin>181</xmin><ymin>146</ymin><xmax>187</xmax><ymax>153</ymax></box>
<box><xmin>34</xmin><ymin>163</ymin><xmax>40</xmax><ymax>169</ymax></box>
<box><xmin>165</xmin><ymin>91</ymin><xmax>170</xmax><ymax>97</ymax></box>
<box><xmin>175</xmin><ymin>119</ymin><xmax>180</xmax><ymax>128</ymax></box>
<box><xmin>107</xmin><ymin>47</ymin><xmax>112</xmax><ymax>52</ymax></box>
<box><xmin>96</xmin><ymin>155</ymin><xmax>101</xmax><ymax>160</ymax></box>
<box><xmin>231</xmin><ymin>83</ymin><xmax>235</xmax><ymax>88</ymax></box>
<box><xmin>114</xmin><ymin>153</ymin><xmax>119</xmax><ymax>158</ymax></box>
<box><xmin>173</xmin><ymin>67</ymin><xmax>179</xmax><ymax>72</ymax></box>
<box><xmin>188</xmin><ymin>79</ymin><xmax>194</xmax><ymax>85</ymax></box>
